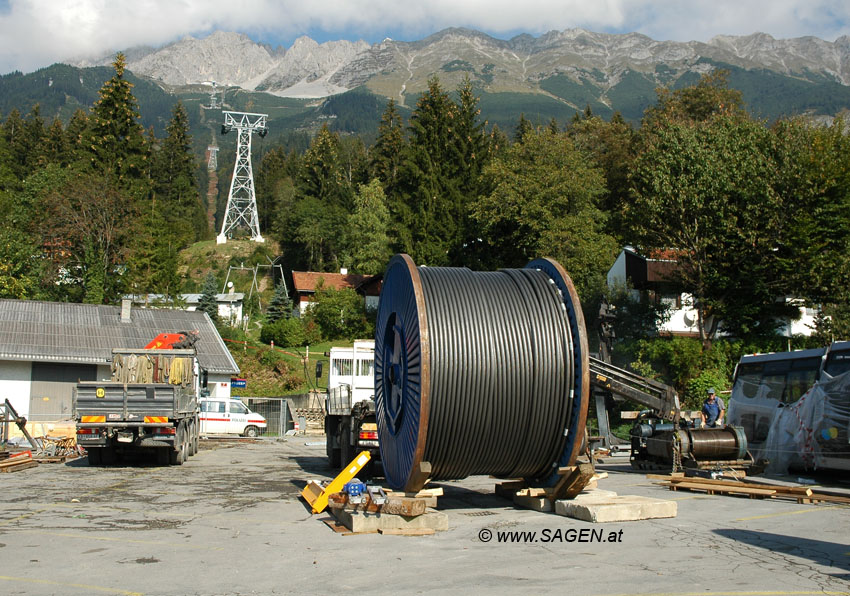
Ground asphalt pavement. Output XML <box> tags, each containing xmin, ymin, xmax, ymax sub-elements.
<box><xmin>0</xmin><ymin>438</ymin><xmax>847</xmax><ymax>596</ymax></box>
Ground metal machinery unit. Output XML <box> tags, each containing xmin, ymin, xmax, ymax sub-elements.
<box><xmin>322</xmin><ymin>341</ymin><xmax>380</xmax><ymax>474</ymax></box>
<box><xmin>589</xmin><ymin>356</ymin><xmax>751</xmax><ymax>471</ymax></box>
<box><xmin>374</xmin><ymin>255</ymin><xmax>590</xmax><ymax>492</ymax></box>
<box><xmin>73</xmin><ymin>332</ymin><xmax>205</xmax><ymax>466</ymax></box>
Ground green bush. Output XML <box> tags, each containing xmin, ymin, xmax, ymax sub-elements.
<box><xmin>307</xmin><ymin>286</ymin><xmax>373</xmax><ymax>341</ymax></box>
<box><xmin>258</xmin><ymin>347</ymin><xmax>284</xmax><ymax>368</ymax></box>
<box><xmin>684</xmin><ymin>370</ymin><xmax>730</xmax><ymax>411</ymax></box>
<box><xmin>216</xmin><ymin>323</ymin><xmax>248</xmax><ymax>344</ymax></box>
<box><xmin>302</xmin><ymin>317</ymin><xmax>323</xmax><ymax>345</ymax></box>
<box><xmin>260</xmin><ymin>317</ymin><xmax>308</xmax><ymax>347</ymax></box>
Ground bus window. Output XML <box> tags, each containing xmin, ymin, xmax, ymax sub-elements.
<box><xmin>824</xmin><ymin>351</ymin><xmax>850</xmax><ymax>377</ymax></box>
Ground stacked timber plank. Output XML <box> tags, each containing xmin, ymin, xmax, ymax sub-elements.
<box><xmin>326</xmin><ymin>487</ymin><xmax>447</xmax><ymax>535</ymax></box>
<box><xmin>0</xmin><ymin>450</ymin><xmax>38</xmax><ymax>473</ymax></box>
<box><xmin>658</xmin><ymin>474</ymin><xmax>850</xmax><ymax>505</ymax></box>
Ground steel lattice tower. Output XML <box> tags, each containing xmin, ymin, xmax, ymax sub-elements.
<box><xmin>217</xmin><ymin>111</ymin><xmax>268</xmax><ymax>244</ymax></box>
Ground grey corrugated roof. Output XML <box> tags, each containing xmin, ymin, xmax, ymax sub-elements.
<box><xmin>0</xmin><ymin>299</ymin><xmax>239</xmax><ymax>375</ymax></box>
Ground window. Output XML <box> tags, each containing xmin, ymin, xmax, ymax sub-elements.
<box><xmin>358</xmin><ymin>359</ymin><xmax>374</xmax><ymax>377</ymax></box>
<box><xmin>660</xmin><ymin>294</ymin><xmax>681</xmax><ymax>309</ymax></box>
<box><xmin>201</xmin><ymin>401</ymin><xmax>225</xmax><ymax>413</ymax></box>
<box><xmin>734</xmin><ymin>357</ymin><xmax>820</xmax><ymax>403</ymax></box>
<box><xmin>333</xmin><ymin>358</ymin><xmax>353</xmax><ymax>376</ymax></box>
<box><xmin>229</xmin><ymin>401</ymin><xmax>249</xmax><ymax>414</ymax></box>
<box><xmin>825</xmin><ymin>351</ymin><xmax>850</xmax><ymax>376</ymax></box>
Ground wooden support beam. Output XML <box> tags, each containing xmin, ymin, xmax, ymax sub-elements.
<box><xmin>551</xmin><ymin>462</ymin><xmax>595</xmax><ymax>500</ymax></box>
<box><xmin>382</xmin><ymin>497</ymin><xmax>427</xmax><ymax>517</ymax></box>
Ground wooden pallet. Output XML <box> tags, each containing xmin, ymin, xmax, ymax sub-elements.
<box><xmin>658</xmin><ymin>475</ymin><xmax>850</xmax><ymax>505</ymax></box>
<box><xmin>0</xmin><ymin>454</ymin><xmax>38</xmax><ymax>473</ymax></box>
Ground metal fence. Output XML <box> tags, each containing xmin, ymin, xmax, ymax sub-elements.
<box><xmin>243</xmin><ymin>397</ymin><xmax>294</xmax><ymax>437</ymax></box>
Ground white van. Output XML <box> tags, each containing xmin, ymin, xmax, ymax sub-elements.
<box><xmin>199</xmin><ymin>398</ymin><xmax>267</xmax><ymax>437</ymax></box>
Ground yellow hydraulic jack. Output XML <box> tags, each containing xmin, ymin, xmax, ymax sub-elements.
<box><xmin>301</xmin><ymin>450</ymin><xmax>371</xmax><ymax>514</ymax></box>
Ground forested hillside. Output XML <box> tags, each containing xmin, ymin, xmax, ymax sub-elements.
<box><xmin>3</xmin><ymin>56</ymin><xmax>850</xmax><ymax>401</ymax></box>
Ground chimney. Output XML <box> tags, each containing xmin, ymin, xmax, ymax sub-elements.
<box><xmin>121</xmin><ymin>299</ymin><xmax>132</xmax><ymax>323</ymax></box>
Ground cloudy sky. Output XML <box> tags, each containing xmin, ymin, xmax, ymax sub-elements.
<box><xmin>1</xmin><ymin>0</ymin><xmax>848</xmax><ymax>74</ymax></box>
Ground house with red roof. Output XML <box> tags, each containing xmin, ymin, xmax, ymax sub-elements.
<box><xmin>290</xmin><ymin>269</ymin><xmax>382</xmax><ymax>314</ymax></box>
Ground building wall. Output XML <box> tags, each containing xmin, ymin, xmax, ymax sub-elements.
<box><xmin>0</xmin><ymin>360</ymin><xmax>32</xmax><ymax>417</ymax></box>
<box><xmin>208</xmin><ymin>373</ymin><xmax>232</xmax><ymax>399</ymax></box>
<box><xmin>184</xmin><ymin>303</ymin><xmax>243</xmax><ymax>326</ymax></box>
<box><xmin>606</xmin><ymin>250</ymin><xmax>628</xmax><ymax>288</ymax></box>
<box><xmin>779</xmin><ymin>300</ymin><xmax>819</xmax><ymax>337</ymax></box>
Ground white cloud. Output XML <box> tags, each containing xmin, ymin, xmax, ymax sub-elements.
<box><xmin>1</xmin><ymin>0</ymin><xmax>848</xmax><ymax>73</ymax></box>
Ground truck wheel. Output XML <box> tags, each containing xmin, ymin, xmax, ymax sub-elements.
<box><xmin>339</xmin><ymin>421</ymin><xmax>353</xmax><ymax>469</ymax></box>
<box><xmin>187</xmin><ymin>420</ymin><xmax>197</xmax><ymax>456</ymax></box>
<box><xmin>87</xmin><ymin>448</ymin><xmax>102</xmax><ymax>466</ymax></box>
<box><xmin>157</xmin><ymin>447</ymin><xmax>170</xmax><ymax>466</ymax></box>
<box><xmin>243</xmin><ymin>425</ymin><xmax>259</xmax><ymax>438</ymax></box>
<box><xmin>170</xmin><ymin>425</ymin><xmax>186</xmax><ymax>465</ymax></box>
<box><xmin>325</xmin><ymin>416</ymin><xmax>341</xmax><ymax>468</ymax></box>
<box><xmin>192</xmin><ymin>416</ymin><xmax>200</xmax><ymax>454</ymax></box>
<box><xmin>328</xmin><ymin>445</ymin><xmax>341</xmax><ymax>468</ymax></box>
<box><xmin>101</xmin><ymin>447</ymin><xmax>116</xmax><ymax>465</ymax></box>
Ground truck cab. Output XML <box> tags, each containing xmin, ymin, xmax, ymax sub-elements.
<box><xmin>199</xmin><ymin>398</ymin><xmax>267</xmax><ymax>437</ymax></box>
<box><xmin>323</xmin><ymin>340</ymin><xmax>379</xmax><ymax>472</ymax></box>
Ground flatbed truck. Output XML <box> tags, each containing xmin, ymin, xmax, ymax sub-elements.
<box><xmin>74</xmin><ymin>345</ymin><xmax>203</xmax><ymax>466</ymax></box>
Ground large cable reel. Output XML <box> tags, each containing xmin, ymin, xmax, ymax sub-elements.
<box><xmin>374</xmin><ymin>254</ymin><xmax>590</xmax><ymax>492</ymax></box>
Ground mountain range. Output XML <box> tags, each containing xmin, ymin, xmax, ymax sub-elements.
<box><xmin>72</xmin><ymin>28</ymin><xmax>850</xmax><ymax>113</ymax></box>
<box><xmin>3</xmin><ymin>27</ymin><xmax>850</xmax><ymax>144</ymax></box>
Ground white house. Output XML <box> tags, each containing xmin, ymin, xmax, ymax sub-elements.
<box><xmin>128</xmin><ymin>292</ymin><xmax>245</xmax><ymax>327</ymax></box>
<box><xmin>181</xmin><ymin>292</ymin><xmax>244</xmax><ymax>326</ymax></box>
<box><xmin>607</xmin><ymin>247</ymin><xmax>818</xmax><ymax>338</ymax></box>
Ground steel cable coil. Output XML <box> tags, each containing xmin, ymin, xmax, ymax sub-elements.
<box><xmin>375</xmin><ymin>254</ymin><xmax>589</xmax><ymax>491</ymax></box>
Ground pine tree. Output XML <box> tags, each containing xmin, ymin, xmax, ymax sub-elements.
<box><xmin>256</xmin><ymin>146</ymin><xmax>292</xmax><ymax>233</ymax></box>
<box><xmin>198</xmin><ymin>273</ymin><xmax>220</xmax><ymax>324</ymax></box>
<box><xmin>399</xmin><ymin>76</ymin><xmax>461</xmax><ymax>265</ymax></box>
<box><xmin>65</xmin><ymin>109</ymin><xmax>89</xmax><ymax>165</ymax></box>
<box><xmin>266</xmin><ymin>281</ymin><xmax>293</xmax><ymax>324</ymax></box>
<box><xmin>2</xmin><ymin>109</ymin><xmax>27</xmax><ymax>185</ymax></box>
<box><xmin>44</xmin><ymin>118</ymin><xmax>69</xmax><ymax>166</ymax></box>
<box><xmin>21</xmin><ymin>104</ymin><xmax>47</xmax><ymax>170</ymax></box>
<box><xmin>369</xmin><ymin>99</ymin><xmax>405</xmax><ymax>190</ymax></box>
<box><xmin>86</xmin><ymin>53</ymin><xmax>150</xmax><ymax>198</ymax></box>
<box><xmin>345</xmin><ymin>179</ymin><xmax>392</xmax><ymax>275</ymax></box>
<box><xmin>514</xmin><ymin>113</ymin><xmax>533</xmax><ymax>144</ymax></box>
<box><xmin>488</xmin><ymin>124</ymin><xmax>509</xmax><ymax>158</ymax></box>
<box><xmin>450</xmin><ymin>76</ymin><xmax>489</xmax><ymax>265</ymax></box>
<box><xmin>369</xmin><ymin>98</ymin><xmax>408</xmax><ymax>252</ymax></box>
<box><xmin>298</xmin><ymin>124</ymin><xmax>350</xmax><ymax>208</ymax></box>
<box><xmin>151</xmin><ymin>101</ymin><xmax>205</xmax><ymax>244</ymax></box>
<box><xmin>294</xmin><ymin>124</ymin><xmax>352</xmax><ymax>270</ymax></box>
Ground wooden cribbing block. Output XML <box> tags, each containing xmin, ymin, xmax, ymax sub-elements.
<box><xmin>552</xmin><ymin>462</ymin><xmax>595</xmax><ymax>500</ymax></box>
<box><xmin>382</xmin><ymin>497</ymin><xmax>427</xmax><ymax>517</ymax></box>
<box><xmin>495</xmin><ymin>480</ymin><xmax>527</xmax><ymax>500</ymax></box>
<box><xmin>0</xmin><ymin>460</ymin><xmax>37</xmax><ymax>473</ymax></box>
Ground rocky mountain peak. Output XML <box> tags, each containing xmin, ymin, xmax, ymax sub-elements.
<box><xmin>68</xmin><ymin>27</ymin><xmax>850</xmax><ymax>99</ymax></box>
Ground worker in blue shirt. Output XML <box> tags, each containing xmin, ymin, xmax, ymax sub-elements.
<box><xmin>700</xmin><ymin>388</ymin><xmax>725</xmax><ymax>428</ymax></box>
